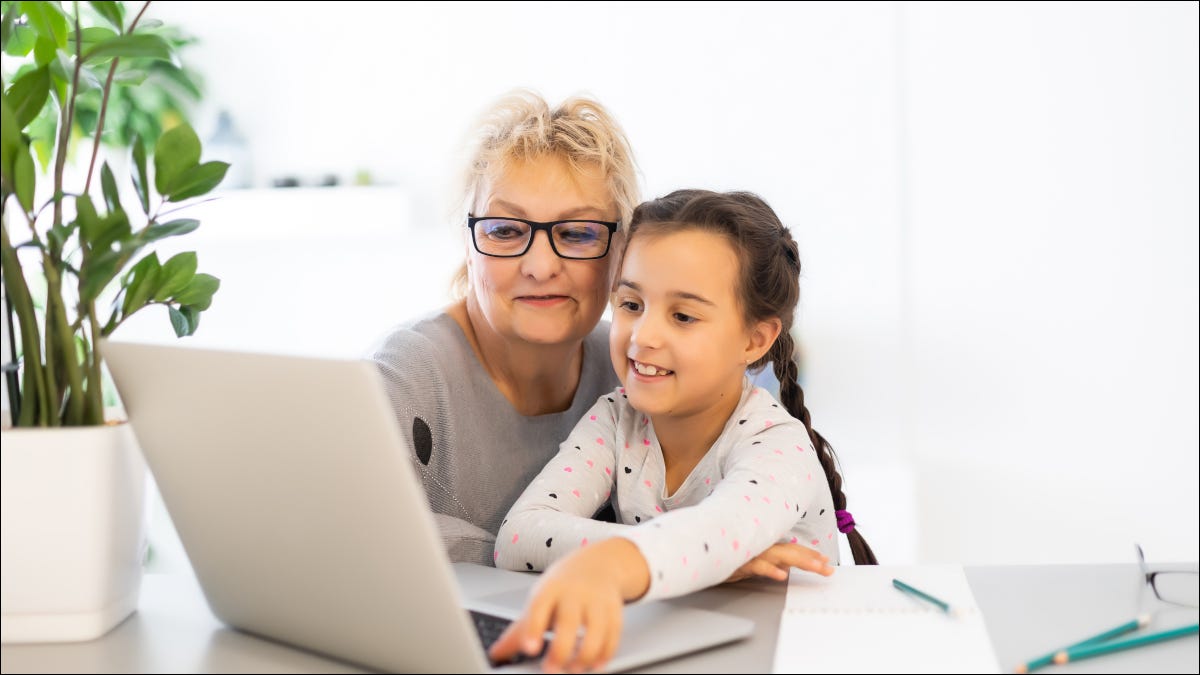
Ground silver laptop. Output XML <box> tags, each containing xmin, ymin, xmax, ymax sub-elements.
<box><xmin>104</xmin><ymin>340</ymin><xmax>753</xmax><ymax>673</ymax></box>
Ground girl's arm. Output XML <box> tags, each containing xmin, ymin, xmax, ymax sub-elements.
<box><xmin>489</xmin><ymin>419</ymin><xmax>827</xmax><ymax>672</ymax></box>
<box><xmin>619</xmin><ymin>419</ymin><xmax>827</xmax><ymax>601</ymax></box>
<box><xmin>494</xmin><ymin>396</ymin><xmax>629</xmax><ymax>571</ymax></box>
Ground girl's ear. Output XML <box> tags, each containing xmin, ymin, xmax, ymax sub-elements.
<box><xmin>743</xmin><ymin>317</ymin><xmax>782</xmax><ymax>365</ymax></box>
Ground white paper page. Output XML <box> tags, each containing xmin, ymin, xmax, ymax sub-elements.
<box><xmin>772</xmin><ymin>564</ymin><xmax>1001</xmax><ymax>674</ymax></box>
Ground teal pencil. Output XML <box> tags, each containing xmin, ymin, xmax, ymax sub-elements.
<box><xmin>1053</xmin><ymin>623</ymin><xmax>1199</xmax><ymax>665</ymax></box>
<box><xmin>1013</xmin><ymin>615</ymin><xmax>1149</xmax><ymax>673</ymax></box>
<box><xmin>892</xmin><ymin>578</ymin><xmax>952</xmax><ymax>614</ymax></box>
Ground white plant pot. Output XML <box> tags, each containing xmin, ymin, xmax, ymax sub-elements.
<box><xmin>0</xmin><ymin>421</ymin><xmax>148</xmax><ymax>643</ymax></box>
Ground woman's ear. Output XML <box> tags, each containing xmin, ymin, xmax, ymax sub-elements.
<box><xmin>743</xmin><ymin>317</ymin><xmax>783</xmax><ymax>365</ymax></box>
<box><xmin>462</xmin><ymin>226</ymin><xmax>475</xmax><ymax>269</ymax></box>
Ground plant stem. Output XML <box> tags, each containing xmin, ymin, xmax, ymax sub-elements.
<box><xmin>4</xmin><ymin>294</ymin><xmax>21</xmax><ymax>419</ymax></box>
<box><xmin>78</xmin><ymin>2</ymin><xmax>153</xmax><ymax>423</ymax></box>
<box><xmin>82</xmin><ymin>0</ymin><xmax>154</xmax><ymax>194</ymax></box>
<box><xmin>41</xmin><ymin>252</ymin><xmax>84</xmax><ymax>425</ymax></box>
<box><xmin>85</xmin><ymin>307</ymin><xmax>105</xmax><ymax>424</ymax></box>
<box><xmin>51</xmin><ymin>7</ymin><xmax>84</xmax><ymax>240</ymax></box>
<box><xmin>1</xmin><ymin>223</ymin><xmax>49</xmax><ymax>426</ymax></box>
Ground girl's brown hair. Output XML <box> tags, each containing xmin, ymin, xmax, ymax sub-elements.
<box><xmin>628</xmin><ymin>189</ymin><xmax>878</xmax><ymax>565</ymax></box>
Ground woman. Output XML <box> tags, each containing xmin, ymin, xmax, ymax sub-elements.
<box><xmin>371</xmin><ymin>91</ymin><xmax>638</xmax><ymax>565</ymax></box>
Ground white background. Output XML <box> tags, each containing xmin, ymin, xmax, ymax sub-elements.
<box><xmin>98</xmin><ymin>1</ymin><xmax>1199</xmax><ymax>568</ymax></box>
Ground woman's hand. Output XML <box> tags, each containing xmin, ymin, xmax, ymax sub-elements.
<box><xmin>488</xmin><ymin>538</ymin><xmax>649</xmax><ymax>673</ymax></box>
<box><xmin>724</xmin><ymin>542</ymin><xmax>834</xmax><ymax>583</ymax></box>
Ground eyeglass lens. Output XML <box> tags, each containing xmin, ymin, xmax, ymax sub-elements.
<box><xmin>473</xmin><ymin>218</ymin><xmax>610</xmax><ymax>258</ymax></box>
<box><xmin>1151</xmin><ymin>571</ymin><xmax>1200</xmax><ymax>607</ymax></box>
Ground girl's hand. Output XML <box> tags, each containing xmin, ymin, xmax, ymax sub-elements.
<box><xmin>724</xmin><ymin>542</ymin><xmax>834</xmax><ymax>583</ymax></box>
<box><xmin>488</xmin><ymin>538</ymin><xmax>650</xmax><ymax>673</ymax></box>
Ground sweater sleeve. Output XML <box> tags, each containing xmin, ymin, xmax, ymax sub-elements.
<box><xmin>619</xmin><ymin>421</ymin><xmax>818</xmax><ymax>601</ymax></box>
<box><xmin>495</xmin><ymin>395</ymin><xmax>630</xmax><ymax>572</ymax></box>
<box><xmin>370</xmin><ymin>325</ymin><xmax>495</xmax><ymax>565</ymax></box>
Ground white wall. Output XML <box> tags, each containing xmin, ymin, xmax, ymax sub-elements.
<box><xmin>126</xmin><ymin>1</ymin><xmax>1197</xmax><ymax>566</ymax></box>
<box><xmin>901</xmin><ymin>2</ymin><xmax>1199</xmax><ymax>563</ymax></box>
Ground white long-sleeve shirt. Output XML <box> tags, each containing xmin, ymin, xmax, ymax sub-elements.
<box><xmin>495</xmin><ymin>378</ymin><xmax>839</xmax><ymax>602</ymax></box>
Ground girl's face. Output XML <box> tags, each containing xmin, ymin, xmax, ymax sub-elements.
<box><xmin>609</xmin><ymin>229</ymin><xmax>779</xmax><ymax>420</ymax></box>
<box><xmin>467</xmin><ymin>156</ymin><xmax>617</xmax><ymax>348</ymax></box>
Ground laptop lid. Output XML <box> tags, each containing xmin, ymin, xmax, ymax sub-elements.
<box><xmin>103</xmin><ymin>340</ymin><xmax>752</xmax><ymax>673</ymax></box>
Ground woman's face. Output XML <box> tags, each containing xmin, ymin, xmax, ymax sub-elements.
<box><xmin>467</xmin><ymin>156</ymin><xmax>618</xmax><ymax>348</ymax></box>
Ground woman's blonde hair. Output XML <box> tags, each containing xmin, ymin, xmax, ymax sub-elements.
<box><xmin>451</xmin><ymin>90</ymin><xmax>640</xmax><ymax>297</ymax></box>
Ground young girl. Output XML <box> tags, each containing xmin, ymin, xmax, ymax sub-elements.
<box><xmin>490</xmin><ymin>189</ymin><xmax>876</xmax><ymax>672</ymax></box>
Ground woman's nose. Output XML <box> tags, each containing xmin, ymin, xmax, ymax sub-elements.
<box><xmin>519</xmin><ymin>230</ymin><xmax>563</xmax><ymax>280</ymax></box>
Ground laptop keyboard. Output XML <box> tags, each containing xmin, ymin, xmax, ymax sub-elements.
<box><xmin>470</xmin><ymin>610</ymin><xmax>545</xmax><ymax>666</ymax></box>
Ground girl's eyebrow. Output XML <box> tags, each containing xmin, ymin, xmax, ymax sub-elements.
<box><xmin>617</xmin><ymin>280</ymin><xmax>715</xmax><ymax>306</ymax></box>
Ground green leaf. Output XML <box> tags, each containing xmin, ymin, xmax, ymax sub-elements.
<box><xmin>83</xmin><ymin>33</ymin><xmax>172</xmax><ymax>63</ymax></box>
<box><xmin>153</xmin><ymin>123</ymin><xmax>200</xmax><ymax>195</ymax></box>
<box><xmin>47</xmin><ymin>52</ymin><xmax>69</xmax><ymax>100</ymax></box>
<box><xmin>4</xmin><ymin>24</ymin><xmax>36</xmax><ymax>56</ymax></box>
<box><xmin>180</xmin><ymin>304</ymin><xmax>200</xmax><ymax>335</ymax></box>
<box><xmin>78</xmin><ymin>248</ymin><xmax>121</xmax><ymax>302</ymax></box>
<box><xmin>121</xmin><ymin>252</ymin><xmax>162</xmax><ymax>317</ymax></box>
<box><xmin>1</xmin><ymin>88</ymin><xmax>23</xmax><ymax>179</ymax></box>
<box><xmin>88</xmin><ymin>1</ymin><xmax>124</xmax><ymax>31</ymax></box>
<box><xmin>154</xmin><ymin>251</ymin><xmax>197</xmax><ymax>301</ymax></box>
<box><xmin>46</xmin><ymin>221</ymin><xmax>71</xmax><ymax>253</ymax></box>
<box><xmin>141</xmin><ymin>218</ymin><xmax>199</xmax><ymax>243</ymax></box>
<box><xmin>7</xmin><ymin>65</ymin><xmax>52</xmax><ymax>129</ymax></box>
<box><xmin>71</xmin><ymin>57</ymin><xmax>107</xmax><ymax>92</ymax></box>
<box><xmin>131</xmin><ymin>135</ymin><xmax>149</xmax><ymax>213</ymax></box>
<box><xmin>173</xmin><ymin>273</ymin><xmax>219</xmax><ymax>311</ymax></box>
<box><xmin>165</xmin><ymin>161</ymin><xmax>228</xmax><ymax>202</ymax></box>
<box><xmin>1</xmin><ymin>8</ymin><xmax>14</xmax><ymax>48</ymax></box>
<box><xmin>93</xmin><ymin>208</ymin><xmax>131</xmax><ymax>252</ymax></box>
<box><xmin>152</xmin><ymin>61</ymin><xmax>202</xmax><ymax>100</ymax></box>
<box><xmin>80</xmin><ymin>26</ymin><xmax>118</xmax><ymax>50</ymax></box>
<box><xmin>21</xmin><ymin>1</ymin><xmax>69</xmax><ymax>49</ymax></box>
<box><xmin>100</xmin><ymin>161</ymin><xmax>120</xmax><ymax>211</ymax></box>
<box><xmin>75</xmin><ymin>194</ymin><xmax>103</xmax><ymax>244</ymax></box>
<box><xmin>111</xmin><ymin>68</ymin><xmax>147</xmax><ymax>86</ymax></box>
<box><xmin>32</xmin><ymin>35</ymin><xmax>56</xmax><ymax>67</ymax></box>
<box><xmin>13</xmin><ymin>144</ymin><xmax>34</xmax><ymax>211</ymax></box>
<box><xmin>168</xmin><ymin>305</ymin><xmax>190</xmax><ymax>337</ymax></box>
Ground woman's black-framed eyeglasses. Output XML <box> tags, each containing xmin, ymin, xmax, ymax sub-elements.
<box><xmin>1137</xmin><ymin>543</ymin><xmax>1199</xmax><ymax>608</ymax></box>
<box><xmin>467</xmin><ymin>215</ymin><xmax>618</xmax><ymax>260</ymax></box>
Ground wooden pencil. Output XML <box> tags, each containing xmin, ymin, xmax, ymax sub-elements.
<box><xmin>1052</xmin><ymin>623</ymin><xmax>1199</xmax><ymax>665</ymax></box>
<box><xmin>892</xmin><ymin>578</ymin><xmax>952</xmax><ymax>614</ymax></box>
<box><xmin>1013</xmin><ymin>615</ymin><xmax>1148</xmax><ymax>673</ymax></box>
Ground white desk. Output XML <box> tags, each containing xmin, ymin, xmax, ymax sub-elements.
<box><xmin>2</xmin><ymin>564</ymin><xmax>1196</xmax><ymax>673</ymax></box>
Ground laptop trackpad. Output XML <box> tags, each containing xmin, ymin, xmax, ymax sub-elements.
<box><xmin>465</xmin><ymin>587</ymin><xmax>755</xmax><ymax>673</ymax></box>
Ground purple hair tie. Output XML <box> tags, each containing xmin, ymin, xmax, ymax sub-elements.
<box><xmin>835</xmin><ymin>509</ymin><xmax>856</xmax><ymax>534</ymax></box>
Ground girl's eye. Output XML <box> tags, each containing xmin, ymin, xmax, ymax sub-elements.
<box><xmin>673</xmin><ymin>312</ymin><xmax>696</xmax><ymax>324</ymax></box>
<box><xmin>618</xmin><ymin>300</ymin><xmax>642</xmax><ymax>312</ymax></box>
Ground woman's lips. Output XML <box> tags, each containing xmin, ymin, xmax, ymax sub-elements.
<box><xmin>515</xmin><ymin>295</ymin><xmax>569</xmax><ymax>307</ymax></box>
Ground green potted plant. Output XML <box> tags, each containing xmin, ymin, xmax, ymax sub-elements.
<box><xmin>0</xmin><ymin>1</ymin><xmax>224</xmax><ymax>642</ymax></box>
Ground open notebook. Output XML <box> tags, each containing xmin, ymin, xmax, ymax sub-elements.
<box><xmin>773</xmin><ymin>564</ymin><xmax>1001</xmax><ymax>674</ymax></box>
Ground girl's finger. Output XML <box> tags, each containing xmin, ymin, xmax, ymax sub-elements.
<box><xmin>598</xmin><ymin>596</ymin><xmax>623</xmax><ymax>672</ymax></box>
<box><xmin>546</xmin><ymin>600</ymin><xmax>582</xmax><ymax>673</ymax></box>
<box><xmin>570</xmin><ymin>600</ymin><xmax>611</xmax><ymax>672</ymax></box>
